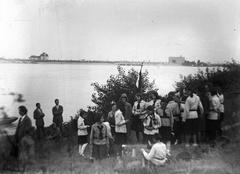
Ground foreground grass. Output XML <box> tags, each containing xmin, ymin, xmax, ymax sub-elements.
<box><xmin>6</xmin><ymin>132</ymin><xmax>238</xmax><ymax>174</ymax></box>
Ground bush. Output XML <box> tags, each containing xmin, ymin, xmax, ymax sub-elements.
<box><xmin>91</xmin><ymin>66</ymin><xmax>158</xmax><ymax>116</ymax></box>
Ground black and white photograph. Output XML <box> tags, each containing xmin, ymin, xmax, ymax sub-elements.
<box><xmin>0</xmin><ymin>0</ymin><xmax>240</xmax><ymax>173</ymax></box>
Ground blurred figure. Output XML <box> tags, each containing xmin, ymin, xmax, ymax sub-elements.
<box><xmin>132</xmin><ymin>93</ymin><xmax>146</xmax><ymax>143</ymax></box>
<box><xmin>143</xmin><ymin>105</ymin><xmax>161</xmax><ymax>144</ymax></box>
<box><xmin>107</xmin><ymin>101</ymin><xmax>117</xmax><ymax>138</ymax></box>
<box><xmin>47</xmin><ymin>123</ymin><xmax>62</xmax><ymax>142</ymax></box>
<box><xmin>90</xmin><ymin>113</ymin><xmax>108</xmax><ymax>161</ymax></box>
<box><xmin>52</xmin><ymin>99</ymin><xmax>63</xmax><ymax>132</ymax></box>
<box><xmin>206</xmin><ymin>87</ymin><xmax>220</xmax><ymax>143</ymax></box>
<box><xmin>15</xmin><ymin>106</ymin><xmax>32</xmax><ymax>148</ymax></box>
<box><xmin>141</xmin><ymin>133</ymin><xmax>167</xmax><ymax>166</ymax></box>
<box><xmin>158</xmin><ymin>98</ymin><xmax>173</xmax><ymax>155</ymax></box>
<box><xmin>119</xmin><ymin>93</ymin><xmax>132</xmax><ymax>144</ymax></box>
<box><xmin>147</xmin><ymin>91</ymin><xmax>161</xmax><ymax>112</ymax></box>
<box><xmin>19</xmin><ymin>127</ymin><xmax>35</xmax><ymax>171</ymax></box>
<box><xmin>77</xmin><ymin>110</ymin><xmax>90</xmax><ymax>156</ymax></box>
<box><xmin>216</xmin><ymin>86</ymin><xmax>224</xmax><ymax>138</ymax></box>
<box><xmin>33</xmin><ymin>103</ymin><xmax>45</xmax><ymax>140</ymax></box>
<box><xmin>182</xmin><ymin>87</ymin><xmax>204</xmax><ymax>147</ymax></box>
<box><xmin>114</xmin><ymin>101</ymin><xmax>128</xmax><ymax>156</ymax></box>
<box><xmin>167</xmin><ymin>92</ymin><xmax>181</xmax><ymax>145</ymax></box>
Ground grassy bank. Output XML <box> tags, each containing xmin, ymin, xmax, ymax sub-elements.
<box><xmin>5</xmin><ymin>127</ymin><xmax>238</xmax><ymax>174</ymax></box>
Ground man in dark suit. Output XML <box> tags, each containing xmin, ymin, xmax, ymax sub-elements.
<box><xmin>33</xmin><ymin>103</ymin><xmax>45</xmax><ymax>140</ymax></box>
<box><xmin>15</xmin><ymin>106</ymin><xmax>32</xmax><ymax>146</ymax></box>
<box><xmin>52</xmin><ymin>99</ymin><xmax>63</xmax><ymax>132</ymax></box>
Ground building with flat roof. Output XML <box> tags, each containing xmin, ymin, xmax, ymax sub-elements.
<box><xmin>168</xmin><ymin>55</ymin><xmax>185</xmax><ymax>65</ymax></box>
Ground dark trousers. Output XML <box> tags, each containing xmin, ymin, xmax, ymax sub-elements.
<box><xmin>53</xmin><ymin>117</ymin><xmax>63</xmax><ymax>132</ymax></box>
<box><xmin>36</xmin><ymin>126</ymin><xmax>45</xmax><ymax>140</ymax></box>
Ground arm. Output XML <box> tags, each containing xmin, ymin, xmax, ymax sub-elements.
<box><xmin>141</xmin><ymin>145</ymin><xmax>156</xmax><ymax>161</ymax></box>
<box><xmin>115</xmin><ymin>112</ymin><xmax>126</xmax><ymax>126</ymax></box>
<box><xmin>78</xmin><ymin>118</ymin><xmax>88</xmax><ymax>130</ymax></box>
<box><xmin>153</xmin><ymin>114</ymin><xmax>161</xmax><ymax>129</ymax></box>
<box><xmin>89</xmin><ymin>126</ymin><xmax>94</xmax><ymax>145</ymax></box>
<box><xmin>33</xmin><ymin>110</ymin><xmax>40</xmax><ymax>119</ymax></box>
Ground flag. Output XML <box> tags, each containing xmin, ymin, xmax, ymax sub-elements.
<box><xmin>136</xmin><ymin>63</ymin><xmax>143</xmax><ymax>93</ymax></box>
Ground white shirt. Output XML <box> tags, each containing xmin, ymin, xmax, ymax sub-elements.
<box><xmin>78</xmin><ymin>117</ymin><xmax>88</xmax><ymax>136</ymax></box>
<box><xmin>218</xmin><ymin>94</ymin><xmax>224</xmax><ymax>113</ymax></box>
<box><xmin>142</xmin><ymin>142</ymin><xmax>167</xmax><ymax>166</ymax></box>
<box><xmin>183</xmin><ymin>94</ymin><xmax>203</xmax><ymax>121</ymax></box>
<box><xmin>208</xmin><ymin>95</ymin><xmax>220</xmax><ymax>120</ymax></box>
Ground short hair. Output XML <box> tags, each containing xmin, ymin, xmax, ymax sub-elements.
<box><xmin>111</xmin><ymin>101</ymin><xmax>117</xmax><ymax>107</ymax></box>
<box><xmin>154</xmin><ymin>133</ymin><xmax>162</xmax><ymax>141</ymax></box>
<box><xmin>36</xmin><ymin>103</ymin><xmax>40</xmax><ymax>107</ymax></box>
<box><xmin>19</xmin><ymin>106</ymin><xmax>28</xmax><ymax>114</ymax></box>
<box><xmin>210</xmin><ymin>87</ymin><xmax>218</xmax><ymax>96</ymax></box>
<box><xmin>94</xmin><ymin>113</ymin><xmax>103</xmax><ymax>122</ymax></box>
<box><xmin>55</xmin><ymin>99</ymin><xmax>59</xmax><ymax>102</ymax></box>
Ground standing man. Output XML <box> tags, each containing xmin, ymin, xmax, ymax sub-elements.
<box><xmin>33</xmin><ymin>103</ymin><xmax>45</xmax><ymax>140</ymax></box>
<box><xmin>15</xmin><ymin>106</ymin><xmax>32</xmax><ymax>147</ymax></box>
<box><xmin>52</xmin><ymin>99</ymin><xmax>63</xmax><ymax>132</ymax></box>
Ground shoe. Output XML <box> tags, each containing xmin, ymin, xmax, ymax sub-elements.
<box><xmin>192</xmin><ymin>143</ymin><xmax>198</xmax><ymax>147</ymax></box>
<box><xmin>185</xmin><ymin>144</ymin><xmax>190</xmax><ymax>147</ymax></box>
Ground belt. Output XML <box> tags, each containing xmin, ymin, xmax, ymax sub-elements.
<box><xmin>154</xmin><ymin>156</ymin><xmax>165</xmax><ymax>161</ymax></box>
<box><xmin>189</xmin><ymin>109</ymin><xmax>197</xmax><ymax>112</ymax></box>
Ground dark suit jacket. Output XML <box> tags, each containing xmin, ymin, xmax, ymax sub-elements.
<box><xmin>52</xmin><ymin>105</ymin><xmax>63</xmax><ymax>122</ymax></box>
<box><xmin>15</xmin><ymin>115</ymin><xmax>32</xmax><ymax>144</ymax></box>
<box><xmin>33</xmin><ymin>108</ymin><xmax>45</xmax><ymax>127</ymax></box>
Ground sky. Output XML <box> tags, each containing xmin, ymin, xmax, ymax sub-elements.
<box><xmin>1</xmin><ymin>0</ymin><xmax>240</xmax><ymax>63</ymax></box>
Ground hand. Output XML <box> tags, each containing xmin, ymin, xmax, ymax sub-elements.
<box><xmin>140</xmin><ymin>148</ymin><xmax>144</xmax><ymax>153</ymax></box>
<box><xmin>125</xmin><ymin>119</ymin><xmax>129</xmax><ymax>123</ymax></box>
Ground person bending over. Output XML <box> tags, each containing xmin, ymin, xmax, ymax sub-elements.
<box><xmin>141</xmin><ymin>133</ymin><xmax>168</xmax><ymax>166</ymax></box>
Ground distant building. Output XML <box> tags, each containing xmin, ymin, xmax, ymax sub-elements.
<box><xmin>29</xmin><ymin>52</ymin><xmax>49</xmax><ymax>61</ymax></box>
<box><xmin>168</xmin><ymin>55</ymin><xmax>185</xmax><ymax>65</ymax></box>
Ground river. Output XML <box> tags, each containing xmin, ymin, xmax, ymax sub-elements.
<box><xmin>0</xmin><ymin>63</ymin><xmax>206</xmax><ymax>126</ymax></box>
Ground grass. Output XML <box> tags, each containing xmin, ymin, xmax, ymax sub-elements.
<box><xmin>4</xmin><ymin>129</ymin><xmax>238</xmax><ymax>174</ymax></box>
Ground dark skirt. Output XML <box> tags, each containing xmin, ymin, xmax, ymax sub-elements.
<box><xmin>78</xmin><ymin>135</ymin><xmax>88</xmax><ymax>145</ymax></box>
<box><xmin>159</xmin><ymin>126</ymin><xmax>171</xmax><ymax>142</ymax></box>
<box><xmin>114</xmin><ymin>132</ymin><xmax>127</xmax><ymax>145</ymax></box>
<box><xmin>207</xmin><ymin>119</ymin><xmax>219</xmax><ymax>131</ymax></box>
<box><xmin>131</xmin><ymin>115</ymin><xmax>143</xmax><ymax>132</ymax></box>
<box><xmin>92</xmin><ymin>144</ymin><xmax>107</xmax><ymax>160</ymax></box>
<box><xmin>185</xmin><ymin>118</ymin><xmax>199</xmax><ymax>134</ymax></box>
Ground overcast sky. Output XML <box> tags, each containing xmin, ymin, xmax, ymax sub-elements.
<box><xmin>1</xmin><ymin>0</ymin><xmax>240</xmax><ymax>63</ymax></box>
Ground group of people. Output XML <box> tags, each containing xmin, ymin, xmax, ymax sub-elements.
<box><xmin>11</xmin><ymin>82</ymin><xmax>225</xmax><ymax>168</ymax></box>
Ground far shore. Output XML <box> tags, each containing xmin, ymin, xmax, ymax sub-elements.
<box><xmin>0</xmin><ymin>59</ymin><xmax>220</xmax><ymax>67</ymax></box>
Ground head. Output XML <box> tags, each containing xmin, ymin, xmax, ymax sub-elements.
<box><xmin>36</xmin><ymin>103</ymin><xmax>41</xmax><ymax>109</ymax></box>
<box><xmin>216</xmin><ymin>86</ymin><xmax>222</xmax><ymax>95</ymax></box>
<box><xmin>210</xmin><ymin>87</ymin><xmax>218</xmax><ymax>96</ymax></box>
<box><xmin>185</xmin><ymin>86</ymin><xmax>194</xmax><ymax>97</ymax></box>
<box><xmin>94</xmin><ymin>113</ymin><xmax>104</xmax><ymax>123</ymax></box>
<box><xmin>135</xmin><ymin>93</ymin><xmax>142</xmax><ymax>101</ymax></box>
<box><xmin>55</xmin><ymin>99</ymin><xmax>59</xmax><ymax>105</ymax></box>
<box><xmin>117</xmin><ymin>100</ymin><xmax>125</xmax><ymax>114</ymax></box>
<box><xmin>120</xmin><ymin>93</ymin><xmax>128</xmax><ymax>103</ymax></box>
<box><xmin>151</xmin><ymin>91</ymin><xmax>159</xmax><ymax>100</ymax></box>
<box><xmin>153</xmin><ymin>133</ymin><xmax>162</xmax><ymax>143</ymax></box>
<box><xmin>146</xmin><ymin>105</ymin><xmax>154</xmax><ymax>115</ymax></box>
<box><xmin>18</xmin><ymin>105</ymin><xmax>28</xmax><ymax>116</ymax></box>
<box><xmin>205</xmin><ymin>82</ymin><xmax>213</xmax><ymax>92</ymax></box>
<box><xmin>51</xmin><ymin>122</ymin><xmax>57</xmax><ymax>129</ymax></box>
<box><xmin>111</xmin><ymin>101</ymin><xmax>117</xmax><ymax>112</ymax></box>
<box><xmin>160</xmin><ymin>97</ymin><xmax>167</xmax><ymax>108</ymax></box>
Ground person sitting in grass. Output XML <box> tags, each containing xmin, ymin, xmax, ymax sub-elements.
<box><xmin>46</xmin><ymin>123</ymin><xmax>62</xmax><ymax>141</ymax></box>
<box><xmin>141</xmin><ymin>133</ymin><xmax>168</xmax><ymax>166</ymax></box>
